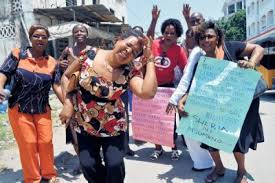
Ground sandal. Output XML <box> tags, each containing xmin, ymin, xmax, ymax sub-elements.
<box><xmin>205</xmin><ymin>168</ymin><xmax>225</xmax><ymax>183</ymax></box>
<box><xmin>48</xmin><ymin>177</ymin><xmax>61</xmax><ymax>183</ymax></box>
<box><xmin>234</xmin><ymin>171</ymin><xmax>248</xmax><ymax>183</ymax></box>
<box><xmin>150</xmin><ymin>149</ymin><xmax>163</xmax><ymax>160</ymax></box>
<box><xmin>171</xmin><ymin>150</ymin><xmax>180</xmax><ymax>160</ymax></box>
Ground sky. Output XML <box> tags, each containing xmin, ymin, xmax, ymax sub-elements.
<box><xmin>127</xmin><ymin>0</ymin><xmax>225</xmax><ymax>38</ymax></box>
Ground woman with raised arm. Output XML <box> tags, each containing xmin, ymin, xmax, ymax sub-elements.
<box><xmin>147</xmin><ymin>5</ymin><xmax>188</xmax><ymax>161</ymax></box>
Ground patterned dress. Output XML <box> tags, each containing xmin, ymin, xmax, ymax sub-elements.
<box><xmin>72</xmin><ymin>49</ymin><xmax>142</xmax><ymax>137</ymax></box>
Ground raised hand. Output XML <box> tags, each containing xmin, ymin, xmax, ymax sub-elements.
<box><xmin>152</xmin><ymin>5</ymin><xmax>160</xmax><ymax>21</ymax></box>
<box><xmin>182</xmin><ymin>4</ymin><xmax>191</xmax><ymax>18</ymax></box>
<box><xmin>139</xmin><ymin>36</ymin><xmax>154</xmax><ymax>65</ymax></box>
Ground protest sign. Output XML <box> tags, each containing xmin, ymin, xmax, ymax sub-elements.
<box><xmin>132</xmin><ymin>87</ymin><xmax>175</xmax><ymax>147</ymax></box>
<box><xmin>177</xmin><ymin>57</ymin><xmax>261</xmax><ymax>152</ymax></box>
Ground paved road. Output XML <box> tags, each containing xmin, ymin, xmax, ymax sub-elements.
<box><xmin>0</xmin><ymin>91</ymin><xmax>274</xmax><ymax>183</ymax></box>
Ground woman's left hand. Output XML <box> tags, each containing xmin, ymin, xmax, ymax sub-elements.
<box><xmin>166</xmin><ymin>103</ymin><xmax>177</xmax><ymax>114</ymax></box>
<box><xmin>140</xmin><ymin>36</ymin><xmax>154</xmax><ymax>65</ymax></box>
<box><xmin>59</xmin><ymin>101</ymin><xmax>74</xmax><ymax>124</ymax></box>
<box><xmin>238</xmin><ymin>60</ymin><xmax>256</xmax><ymax>69</ymax></box>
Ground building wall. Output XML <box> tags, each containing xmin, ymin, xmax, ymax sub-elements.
<box><xmin>246</xmin><ymin>0</ymin><xmax>275</xmax><ymax>39</ymax></box>
<box><xmin>0</xmin><ymin>0</ymin><xmax>25</xmax><ymax>61</ymax></box>
<box><xmin>223</xmin><ymin>0</ymin><xmax>246</xmax><ymax>17</ymax></box>
<box><xmin>0</xmin><ymin>0</ymin><xmax>126</xmax><ymax>61</ymax></box>
<box><xmin>99</xmin><ymin>0</ymin><xmax>127</xmax><ymax>23</ymax></box>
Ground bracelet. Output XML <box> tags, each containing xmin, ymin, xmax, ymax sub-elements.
<box><xmin>250</xmin><ymin>61</ymin><xmax>257</xmax><ymax>69</ymax></box>
<box><xmin>147</xmin><ymin>57</ymin><xmax>155</xmax><ymax>63</ymax></box>
<box><xmin>78</xmin><ymin>55</ymin><xmax>86</xmax><ymax>64</ymax></box>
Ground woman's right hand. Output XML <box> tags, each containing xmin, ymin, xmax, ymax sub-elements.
<box><xmin>59</xmin><ymin>100</ymin><xmax>74</xmax><ymax>124</ymax></box>
<box><xmin>151</xmin><ymin>5</ymin><xmax>160</xmax><ymax>21</ymax></box>
<box><xmin>182</xmin><ymin>4</ymin><xmax>191</xmax><ymax>18</ymax></box>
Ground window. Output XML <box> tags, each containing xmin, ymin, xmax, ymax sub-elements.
<box><xmin>56</xmin><ymin>38</ymin><xmax>69</xmax><ymax>58</ymax></box>
<box><xmin>256</xmin><ymin>1</ymin><xmax>259</xmax><ymax>14</ymax></box>
<box><xmin>247</xmin><ymin>6</ymin><xmax>250</xmax><ymax>15</ymax></box>
<box><xmin>93</xmin><ymin>0</ymin><xmax>100</xmax><ymax>4</ymax></box>
<box><xmin>261</xmin><ymin>15</ymin><xmax>267</xmax><ymax>30</ymax></box>
<box><xmin>267</xmin><ymin>10</ymin><xmax>274</xmax><ymax>27</ymax></box>
<box><xmin>248</xmin><ymin>26</ymin><xmax>251</xmax><ymax>36</ymax></box>
<box><xmin>66</xmin><ymin>0</ymin><xmax>77</xmax><ymax>6</ymax></box>
<box><xmin>251</xmin><ymin>2</ymin><xmax>255</xmax><ymax>14</ymax></box>
<box><xmin>251</xmin><ymin>23</ymin><xmax>255</xmax><ymax>35</ymax></box>
<box><xmin>110</xmin><ymin>8</ymin><xmax>115</xmax><ymax>15</ymax></box>
<box><xmin>257</xmin><ymin>22</ymin><xmax>260</xmax><ymax>33</ymax></box>
<box><xmin>237</xmin><ymin>2</ymin><xmax>242</xmax><ymax>10</ymax></box>
<box><xmin>228</xmin><ymin>4</ymin><xmax>235</xmax><ymax>14</ymax></box>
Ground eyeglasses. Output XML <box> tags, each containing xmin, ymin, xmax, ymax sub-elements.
<box><xmin>190</xmin><ymin>17</ymin><xmax>204</xmax><ymax>26</ymax></box>
<box><xmin>32</xmin><ymin>34</ymin><xmax>48</xmax><ymax>40</ymax></box>
<box><xmin>199</xmin><ymin>34</ymin><xmax>216</xmax><ymax>41</ymax></box>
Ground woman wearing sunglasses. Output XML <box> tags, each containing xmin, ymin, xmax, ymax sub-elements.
<box><xmin>0</xmin><ymin>24</ymin><xmax>63</xmax><ymax>183</ymax></box>
<box><xmin>167</xmin><ymin>21</ymin><xmax>264</xmax><ymax>183</ymax></box>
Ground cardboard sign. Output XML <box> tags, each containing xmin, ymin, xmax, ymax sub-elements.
<box><xmin>132</xmin><ymin>87</ymin><xmax>175</xmax><ymax>147</ymax></box>
<box><xmin>177</xmin><ymin>57</ymin><xmax>261</xmax><ymax>152</ymax></box>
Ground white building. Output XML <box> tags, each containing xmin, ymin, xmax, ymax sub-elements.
<box><xmin>246</xmin><ymin>0</ymin><xmax>274</xmax><ymax>41</ymax></box>
<box><xmin>222</xmin><ymin>0</ymin><xmax>246</xmax><ymax>17</ymax></box>
<box><xmin>246</xmin><ymin>0</ymin><xmax>275</xmax><ymax>89</ymax></box>
<box><xmin>0</xmin><ymin>0</ymin><xmax>127</xmax><ymax>61</ymax></box>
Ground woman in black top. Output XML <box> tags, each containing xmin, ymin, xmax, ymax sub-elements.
<box><xmin>174</xmin><ymin>21</ymin><xmax>264</xmax><ymax>183</ymax></box>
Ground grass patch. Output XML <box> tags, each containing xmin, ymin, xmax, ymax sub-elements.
<box><xmin>0</xmin><ymin>113</ymin><xmax>14</xmax><ymax>150</ymax></box>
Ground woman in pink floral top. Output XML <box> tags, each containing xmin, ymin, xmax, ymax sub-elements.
<box><xmin>59</xmin><ymin>30</ymin><xmax>157</xmax><ymax>183</ymax></box>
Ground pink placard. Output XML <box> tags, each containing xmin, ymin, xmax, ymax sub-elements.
<box><xmin>132</xmin><ymin>87</ymin><xmax>175</xmax><ymax>147</ymax></box>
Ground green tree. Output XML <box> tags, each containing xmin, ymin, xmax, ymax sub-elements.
<box><xmin>216</xmin><ymin>9</ymin><xmax>246</xmax><ymax>41</ymax></box>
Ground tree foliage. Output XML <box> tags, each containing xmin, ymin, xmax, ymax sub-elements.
<box><xmin>215</xmin><ymin>9</ymin><xmax>246</xmax><ymax>41</ymax></box>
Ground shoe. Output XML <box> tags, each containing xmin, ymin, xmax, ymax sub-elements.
<box><xmin>126</xmin><ymin>149</ymin><xmax>135</xmax><ymax>156</ymax></box>
<box><xmin>48</xmin><ymin>177</ymin><xmax>61</xmax><ymax>183</ymax></box>
<box><xmin>72</xmin><ymin>166</ymin><xmax>82</xmax><ymax>176</ymax></box>
<box><xmin>205</xmin><ymin>168</ymin><xmax>225</xmax><ymax>183</ymax></box>
<box><xmin>171</xmin><ymin>150</ymin><xmax>180</xmax><ymax>160</ymax></box>
<box><xmin>134</xmin><ymin>139</ymin><xmax>146</xmax><ymax>145</ymax></box>
<box><xmin>233</xmin><ymin>171</ymin><xmax>248</xmax><ymax>183</ymax></box>
<box><xmin>150</xmin><ymin>149</ymin><xmax>163</xmax><ymax>160</ymax></box>
<box><xmin>192</xmin><ymin>167</ymin><xmax>213</xmax><ymax>172</ymax></box>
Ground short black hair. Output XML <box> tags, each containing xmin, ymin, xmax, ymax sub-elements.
<box><xmin>161</xmin><ymin>18</ymin><xmax>183</xmax><ymax>37</ymax></box>
<box><xmin>132</xmin><ymin>26</ymin><xmax>144</xmax><ymax>34</ymax></box>
<box><xmin>195</xmin><ymin>21</ymin><xmax>224</xmax><ymax>47</ymax></box>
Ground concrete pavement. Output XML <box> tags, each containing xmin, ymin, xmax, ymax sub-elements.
<box><xmin>0</xmin><ymin>91</ymin><xmax>274</xmax><ymax>183</ymax></box>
